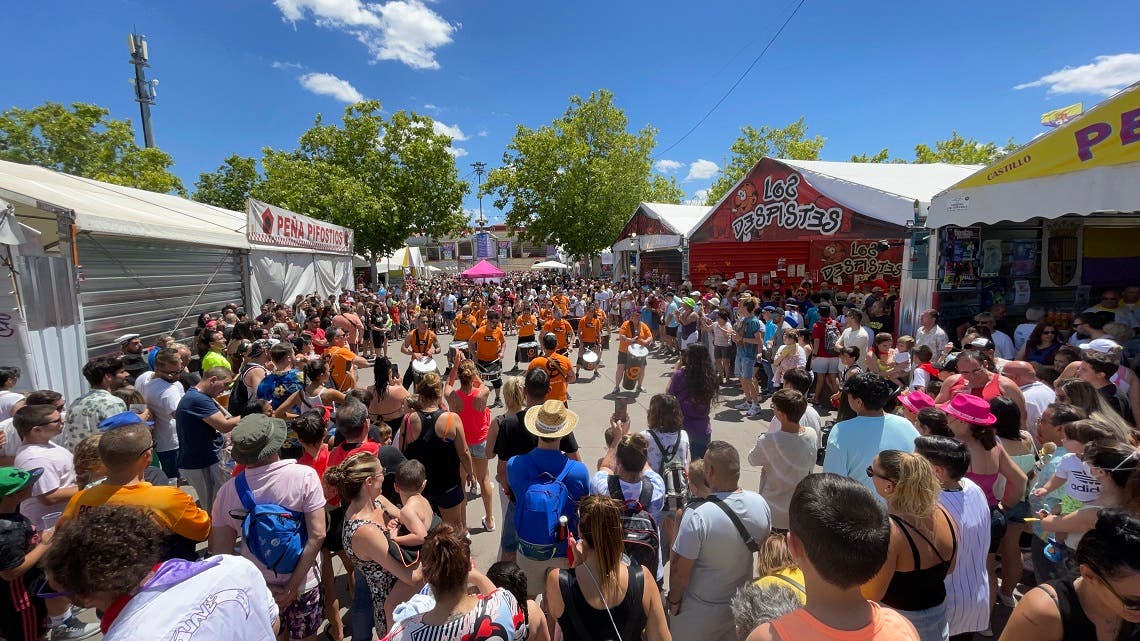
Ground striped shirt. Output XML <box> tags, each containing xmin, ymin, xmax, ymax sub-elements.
<box><xmin>940</xmin><ymin>478</ymin><xmax>991</xmax><ymax>636</ymax></box>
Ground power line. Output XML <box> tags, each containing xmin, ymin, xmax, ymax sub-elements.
<box><xmin>654</xmin><ymin>0</ymin><xmax>808</xmax><ymax>159</ymax></box>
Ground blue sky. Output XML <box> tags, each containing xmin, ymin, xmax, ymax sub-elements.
<box><xmin>3</xmin><ymin>0</ymin><xmax>1138</xmax><ymax>224</ymax></box>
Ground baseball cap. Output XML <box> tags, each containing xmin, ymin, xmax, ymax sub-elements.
<box><xmin>1080</xmin><ymin>338</ymin><xmax>1121</xmax><ymax>354</ymax></box>
<box><xmin>0</xmin><ymin>467</ymin><xmax>42</xmax><ymax>497</ymax></box>
<box><xmin>115</xmin><ymin>333</ymin><xmax>141</xmax><ymax>344</ymax></box>
<box><xmin>762</xmin><ymin>304</ymin><xmax>776</xmax><ymax>312</ymax></box>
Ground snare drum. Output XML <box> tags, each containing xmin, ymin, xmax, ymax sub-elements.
<box><xmin>411</xmin><ymin>356</ymin><xmax>439</xmax><ymax>385</ymax></box>
<box><xmin>516</xmin><ymin>341</ymin><xmax>539</xmax><ymax>363</ymax></box>
<box><xmin>601</xmin><ymin>332</ymin><xmax>611</xmax><ymax>350</ymax></box>
<box><xmin>447</xmin><ymin>341</ymin><xmax>470</xmax><ymax>365</ymax></box>
<box><xmin>623</xmin><ymin>344</ymin><xmax>649</xmax><ymax>390</ymax></box>
<box><xmin>579</xmin><ymin>348</ymin><xmax>599</xmax><ymax>372</ymax></box>
<box><xmin>477</xmin><ymin>359</ymin><xmax>503</xmax><ymax>385</ymax></box>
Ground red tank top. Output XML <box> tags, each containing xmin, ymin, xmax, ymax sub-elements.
<box><xmin>951</xmin><ymin>372</ymin><xmax>1004</xmax><ymax>400</ymax></box>
<box><xmin>454</xmin><ymin>387</ymin><xmax>490</xmax><ymax>445</ymax></box>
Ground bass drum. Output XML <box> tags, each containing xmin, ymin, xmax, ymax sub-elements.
<box><xmin>516</xmin><ymin>341</ymin><xmax>539</xmax><ymax>364</ymax></box>
<box><xmin>411</xmin><ymin>356</ymin><xmax>439</xmax><ymax>386</ymax></box>
<box><xmin>623</xmin><ymin>344</ymin><xmax>649</xmax><ymax>390</ymax></box>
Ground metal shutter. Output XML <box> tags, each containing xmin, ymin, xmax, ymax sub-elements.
<box><xmin>77</xmin><ymin>234</ymin><xmax>247</xmax><ymax>357</ymax></box>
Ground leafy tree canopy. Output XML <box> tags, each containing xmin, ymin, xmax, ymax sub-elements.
<box><xmin>0</xmin><ymin>102</ymin><xmax>184</xmax><ymax>194</ymax></box>
<box><xmin>705</xmin><ymin>117</ymin><xmax>824</xmax><ymax>205</ymax></box>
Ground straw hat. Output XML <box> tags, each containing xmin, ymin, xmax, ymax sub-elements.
<box><xmin>524</xmin><ymin>400</ymin><xmax>579</xmax><ymax>439</ymax></box>
<box><xmin>939</xmin><ymin>394</ymin><xmax>996</xmax><ymax>426</ymax></box>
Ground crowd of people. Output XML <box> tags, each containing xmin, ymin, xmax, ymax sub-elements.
<box><xmin>2</xmin><ymin>272</ymin><xmax>1140</xmax><ymax>641</ymax></box>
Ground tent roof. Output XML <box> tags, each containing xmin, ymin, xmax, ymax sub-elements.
<box><xmin>928</xmin><ymin>81</ymin><xmax>1140</xmax><ymax>227</ymax></box>
<box><xmin>0</xmin><ymin>159</ymin><xmax>249</xmax><ymax>249</ymax></box>
<box><xmin>776</xmin><ymin>159</ymin><xmax>981</xmax><ymax>226</ymax></box>
<box><xmin>636</xmin><ymin>202</ymin><xmax>712</xmax><ymax>237</ymax></box>
<box><xmin>462</xmin><ymin>259</ymin><xmax>504</xmax><ymax>278</ymax></box>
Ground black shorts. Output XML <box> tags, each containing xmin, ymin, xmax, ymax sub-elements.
<box><xmin>665</xmin><ymin>326</ymin><xmax>678</xmax><ymax>337</ymax></box>
<box><xmin>715</xmin><ymin>345</ymin><xmax>734</xmax><ymax>360</ymax></box>
<box><xmin>617</xmin><ymin>351</ymin><xmax>628</xmax><ymax>366</ymax></box>
<box><xmin>426</xmin><ymin>484</ymin><xmax>465</xmax><ymax>510</ymax></box>
<box><xmin>324</xmin><ymin>505</ymin><xmax>346</xmax><ymax>552</ymax></box>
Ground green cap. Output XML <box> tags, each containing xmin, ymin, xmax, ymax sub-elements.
<box><xmin>0</xmin><ymin>467</ymin><xmax>42</xmax><ymax>497</ymax></box>
<box><xmin>681</xmin><ymin>297</ymin><xmax>696</xmax><ymax>308</ymax></box>
<box><xmin>230</xmin><ymin>415</ymin><xmax>287</xmax><ymax>465</ymax></box>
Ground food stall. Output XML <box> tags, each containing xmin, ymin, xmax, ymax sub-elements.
<box><xmin>613</xmin><ymin>202</ymin><xmax>710</xmax><ymax>284</ymax></box>
<box><xmin>686</xmin><ymin>158</ymin><xmax>978</xmax><ymax>300</ymax></box>
<box><xmin>925</xmin><ymin>81</ymin><xmax>1140</xmax><ymax>331</ymax></box>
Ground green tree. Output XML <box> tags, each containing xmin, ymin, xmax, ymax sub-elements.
<box><xmin>705</xmin><ymin>117</ymin><xmax>825</xmax><ymax>205</ymax></box>
<box><xmin>912</xmin><ymin>132</ymin><xmax>1019</xmax><ymax>164</ymax></box>
<box><xmin>0</xmin><ymin>102</ymin><xmax>184</xmax><ymax>194</ymax></box>
<box><xmin>643</xmin><ymin>173</ymin><xmax>686</xmax><ymax>204</ymax></box>
<box><xmin>483</xmin><ymin>90</ymin><xmax>658</xmax><ymax>258</ymax></box>
<box><xmin>192</xmin><ymin>154</ymin><xmax>260</xmax><ymax>210</ymax></box>
<box><xmin>252</xmin><ymin>101</ymin><xmax>468</xmax><ymax>258</ymax></box>
<box><xmin>850</xmin><ymin>148</ymin><xmax>891</xmax><ymax>163</ymax></box>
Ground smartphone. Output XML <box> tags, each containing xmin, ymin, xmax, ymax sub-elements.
<box><xmin>130</xmin><ymin>403</ymin><xmax>146</xmax><ymax>415</ymax></box>
<box><xmin>614</xmin><ymin>397</ymin><xmax>628</xmax><ymax>421</ymax></box>
<box><xmin>390</xmin><ymin>363</ymin><xmax>399</xmax><ymax>378</ymax></box>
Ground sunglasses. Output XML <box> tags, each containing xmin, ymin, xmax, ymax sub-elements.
<box><xmin>866</xmin><ymin>465</ymin><xmax>893</xmax><ymax>482</ymax></box>
<box><xmin>1095</xmin><ymin>570</ymin><xmax>1140</xmax><ymax>611</ymax></box>
<box><xmin>1041</xmin><ymin>330</ymin><xmax>1056</xmax><ymax>335</ymax></box>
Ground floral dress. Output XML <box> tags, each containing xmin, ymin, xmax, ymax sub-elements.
<box><xmin>344</xmin><ymin>518</ymin><xmax>400</xmax><ymax>636</ymax></box>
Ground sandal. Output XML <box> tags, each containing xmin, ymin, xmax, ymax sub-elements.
<box><xmin>482</xmin><ymin>515</ymin><xmax>496</xmax><ymax>532</ymax></box>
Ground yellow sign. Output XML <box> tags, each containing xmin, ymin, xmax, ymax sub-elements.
<box><xmin>958</xmin><ymin>82</ymin><xmax>1140</xmax><ymax>189</ymax></box>
<box><xmin>1040</xmin><ymin>102</ymin><xmax>1083</xmax><ymax>128</ymax></box>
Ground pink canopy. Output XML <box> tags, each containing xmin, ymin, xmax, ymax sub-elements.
<box><xmin>461</xmin><ymin>259</ymin><xmax>504</xmax><ymax>279</ymax></box>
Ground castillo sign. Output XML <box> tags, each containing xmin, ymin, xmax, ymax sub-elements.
<box><xmin>247</xmin><ymin>199</ymin><xmax>353</xmax><ymax>254</ymax></box>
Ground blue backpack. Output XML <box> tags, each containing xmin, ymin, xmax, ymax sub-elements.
<box><xmin>235</xmin><ymin>472</ymin><xmax>307</xmax><ymax>576</ymax></box>
<box><xmin>515</xmin><ymin>458</ymin><xmax>573</xmax><ymax>562</ymax></box>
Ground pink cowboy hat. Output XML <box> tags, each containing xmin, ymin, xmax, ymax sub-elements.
<box><xmin>939</xmin><ymin>394</ymin><xmax>996</xmax><ymax>426</ymax></box>
<box><xmin>898</xmin><ymin>391</ymin><xmax>935</xmax><ymax>414</ymax></box>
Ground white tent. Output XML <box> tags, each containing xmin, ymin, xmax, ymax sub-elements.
<box><xmin>612</xmin><ymin>202</ymin><xmax>711</xmax><ymax>252</ymax></box>
<box><xmin>378</xmin><ymin>246</ymin><xmax>426</xmax><ymax>272</ymax></box>
<box><xmin>246</xmin><ymin>199</ymin><xmax>354</xmax><ymax>307</ymax></box>
<box><xmin>533</xmin><ymin>260</ymin><xmax>570</xmax><ymax>270</ymax></box>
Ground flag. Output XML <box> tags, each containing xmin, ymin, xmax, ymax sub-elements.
<box><xmin>1040</xmin><ymin>102</ymin><xmax>1083</xmax><ymax>128</ymax></box>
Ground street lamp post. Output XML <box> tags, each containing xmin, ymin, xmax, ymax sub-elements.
<box><xmin>629</xmin><ymin>232</ymin><xmax>640</xmax><ymax>284</ymax></box>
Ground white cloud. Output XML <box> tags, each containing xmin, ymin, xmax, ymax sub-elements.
<box><xmin>272</xmin><ymin>60</ymin><xmax>305</xmax><ymax>70</ymax></box>
<box><xmin>1015</xmin><ymin>53</ymin><xmax>1140</xmax><ymax>96</ymax></box>
<box><xmin>275</xmin><ymin>0</ymin><xmax>457</xmax><ymax>71</ymax></box>
<box><xmin>477</xmin><ymin>129</ymin><xmax>488</xmax><ymax>137</ymax></box>
<box><xmin>298</xmin><ymin>72</ymin><xmax>364</xmax><ymax>102</ymax></box>
<box><xmin>654</xmin><ymin>159</ymin><xmax>682</xmax><ymax>174</ymax></box>
<box><xmin>432</xmin><ymin>120</ymin><xmax>469</xmax><ymax>141</ymax></box>
<box><xmin>423</xmin><ymin>103</ymin><xmax>441</xmax><ymax>112</ymax></box>
<box><xmin>684</xmin><ymin>189</ymin><xmax>710</xmax><ymax>206</ymax></box>
<box><xmin>685</xmin><ymin>159</ymin><xmax>719</xmax><ymax>181</ymax></box>
<box><xmin>447</xmin><ymin>147</ymin><xmax>469</xmax><ymax>158</ymax></box>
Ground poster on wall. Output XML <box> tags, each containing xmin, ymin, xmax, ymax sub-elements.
<box><xmin>981</xmin><ymin>239</ymin><xmax>1002</xmax><ymax>277</ymax></box>
<box><xmin>475</xmin><ymin>232</ymin><xmax>493</xmax><ymax>259</ymax></box>
<box><xmin>440</xmin><ymin>242</ymin><xmax>456</xmax><ymax>261</ymax></box>
<box><xmin>1009</xmin><ymin>239</ymin><xmax>1037</xmax><ymax>277</ymax></box>
<box><xmin>938</xmin><ymin>226</ymin><xmax>981</xmax><ymax>291</ymax></box>
<box><xmin>497</xmin><ymin>240</ymin><xmax>511</xmax><ymax>259</ymax></box>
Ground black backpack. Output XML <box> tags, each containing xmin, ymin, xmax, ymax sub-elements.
<box><xmin>607</xmin><ymin>475</ymin><xmax>661</xmax><ymax>579</ymax></box>
<box><xmin>648</xmin><ymin>430</ymin><xmax>690</xmax><ymax>512</ymax></box>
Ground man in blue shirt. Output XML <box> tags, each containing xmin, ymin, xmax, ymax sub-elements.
<box><xmin>506</xmin><ymin>400</ymin><xmax>590</xmax><ymax>596</ymax></box>
<box><xmin>733</xmin><ymin>299</ymin><xmax>765</xmax><ymax>416</ymax></box>
<box><xmin>664</xmin><ymin>291</ymin><xmax>682</xmax><ymax>356</ymax></box>
<box><xmin>822</xmin><ymin>371</ymin><xmax>919</xmax><ymax>497</ymax></box>
<box><xmin>175</xmin><ymin>366</ymin><xmax>240</xmax><ymax>510</ymax></box>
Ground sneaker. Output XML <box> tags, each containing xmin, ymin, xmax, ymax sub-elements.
<box><xmin>996</xmin><ymin>591</ymin><xmax>1017</xmax><ymax>608</ymax></box>
<box><xmin>746</xmin><ymin>404</ymin><xmax>761</xmax><ymax>417</ymax></box>
<box><xmin>50</xmin><ymin>618</ymin><xmax>99</xmax><ymax>641</ymax></box>
<box><xmin>490</xmin><ymin>398</ymin><xmax>503</xmax><ymax>409</ymax></box>
<box><xmin>733</xmin><ymin>401</ymin><xmax>752</xmax><ymax>411</ymax></box>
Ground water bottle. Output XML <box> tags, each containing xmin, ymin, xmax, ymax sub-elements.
<box><xmin>557</xmin><ymin>515</ymin><xmax>569</xmax><ymax>542</ymax></box>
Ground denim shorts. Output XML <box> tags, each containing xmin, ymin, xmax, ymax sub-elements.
<box><xmin>735</xmin><ymin>353</ymin><xmax>755</xmax><ymax>379</ymax></box>
<box><xmin>469</xmin><ymin>440</ymin><xmax>488</xmax><ymax>459</ymax></box>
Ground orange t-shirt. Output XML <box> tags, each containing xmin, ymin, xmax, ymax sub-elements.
<box><xmin>578</xmin><ymin>314</ymin><xmax>604</xmax><ymax>344</ymax></box>
<box><xmin>516</xmin><ymin>313</ymin><xmax>538</xmax><ymax>339</ymax></box>
<box><xmin>325</xmin><ymin>345</ymin><xmax>358</xmax><ymax>389</ymax></box>
<box><xmin>618</xmin><ymin>320</ymin><xmax>652</xmax><ymax>353</ymax></box>
<box><xmin>453</xmin><ymin>314</ymin><xmax>476</xmax><ymax>341</ymax></box>
<box><xmin>553</xmin><ymin>295</ymin><xmax>570</xmax><ymax>315</ymax></box>
<box><xmin>543</xmin><ymin>319</ymin><xmax>574</xmax><ymax>351</ymax></box>
<box><xmin>62</xmin><ymin>482</ymin><xmax>210</xmax><ymax>543</ymax></box>
<box><xmin>769</xmin><ymin>601</ymin><xmax>919</xmax><ymax>641</ymax></box>
<box><xmin>528</xmin><ymin>353</ymin><xmax>573</xmax><ymax>402</ymax></box>
<box><xmin>470</xmin><ymin>325</ymin><xmax>505</xmax><ymax>361</ymax></box>
<box><xmin>539</xmin><ymin>308</ymin><xmax>554</xmax><ymax>324</ymax></box>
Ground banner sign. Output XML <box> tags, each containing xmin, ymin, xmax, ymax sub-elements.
<box><xmin>497</xmin><ymin>240</ymin><xmax>511</xmax><ymax>259</ymax></box>
<box><xmin>440</xmin><ymin>242</ymin><xmax>457</xmax><ymax>261</ymax></box>
<box><xmin>475</xmin><ymin>232</ymin><xmax>493</xmax><ymax>259</ymax></box>
<box><xmin>811</xmin><ymin>240</ymin><xmax>903</xmax><ymax>284</ymax></box>
<box><xmin>247</xmin><ymin>199</ymin><xmax>353</xmax><ymax>254</ymax></box>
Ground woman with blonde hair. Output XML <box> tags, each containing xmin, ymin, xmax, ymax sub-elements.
<box><xmin>1056</xmin><ymin>378</ymin><xmax>1133</xmax><ymax>443</ymax></box>
<box><xmin>400</xmin><ymin>371</ymin><xmax>475</xmax><ymax>537</ymax></box>
<box><xmin>446</xmin><ymin>356</ymin><xmax>495</xmax><ymax>532</ymax></box>
<box><xmin>863</xmin><ymin>449</ymin><xmax>959</xmax><ymax>640</ymax></box>
<box><xmin>545</xmin><ymin>494</ymin><xmax>671</xmax><ymax>641</ymax></box>
<box><xmin>325</xmin><ymin>452</ymin><xmax>416</xmax><ymax>635</ymax></box>
<box><xmin>753</xmin><ymin>533</ymin><xmax>806</xmax><ymax>605</ymax></box>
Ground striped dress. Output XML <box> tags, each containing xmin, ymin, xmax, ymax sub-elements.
<box><xmin>939</xmin><ymin>478</ymin><xmax>991</xmax><ymax>636</ymax></box>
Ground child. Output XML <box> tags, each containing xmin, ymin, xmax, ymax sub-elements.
<box><xmin>375</xmin><ymin>423</ymin><xmax>394</xmax><ymax>447</ymax></box>
<box><xmin>754</xmin><ymin>532</ymin><xmax>807</xmax><ymax>604</ymax></box>
<box><xmin>686</xmin><ymin>458</ymin><xmax>710</xmax><ymax>504</ymax></box>
<box><xmin>747</xmin><ymin>389</ymin><xmax>818</xmax><ymax>532</ymax></box>
<box><xmin>746</xmin><ymin>474</ymin><xmax>919</xmax><ymax>641</ymax></box>
<box><xmin>597</xmin><ymin>424</ymin><xmax>619</xmax><ymax>470</ymax></box>
<box><xmin>893</xmin><ymin>336</ymin><xmax>915</xmax><ymax>386</ymax></box>
<box><xmin>909</xmin><ymin>345</ymin><xmax>939</xmax><ymax>391</ymax></box>
<box><xmin>385</xmin><ymin>460</ymin><xmax>440</xmax><ymax>626</ymax></box>
<box><xmin>1031</xmin><ymin>419</ymin><xmax>1116</xmax><ymax>513</ymax></box>
<box><xmin>0</xmin><ymin>467</ymin><xmax>98</xmax><ymax>641</ymax></box>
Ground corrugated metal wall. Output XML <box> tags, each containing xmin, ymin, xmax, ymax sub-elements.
<box><xmin>77</xmin><ymin>234</ymin><xmax>246</xmax><ymax>357</ymax></box>
<box><xmin>688</xmin><ymin>241</ymin><xmax>811</xmax><ymax>289</ymax></box>
<box><xmin>20</xmin><ymin>254</ymin><xmax>87</xmax><ymax>401</ymax></box>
